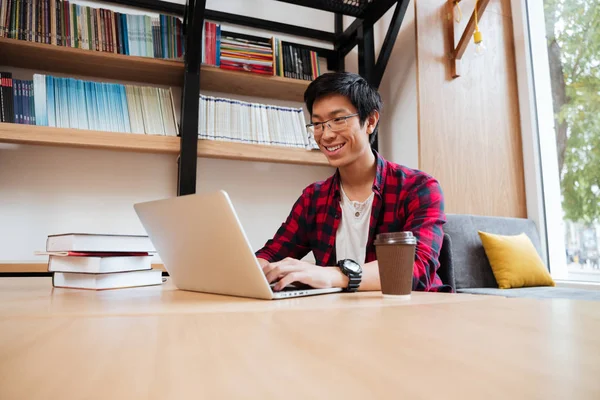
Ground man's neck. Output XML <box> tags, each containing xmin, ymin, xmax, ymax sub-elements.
<box><xmin>339</xmin><ymin>149</ymin><xmax>377</xmax><ymax>193</ymax></box>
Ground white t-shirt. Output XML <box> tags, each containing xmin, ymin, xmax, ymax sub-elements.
<box><xmin>335</xmin><ymin>185</ymin><xmax>374</xmax><ymax>264</ymax></box>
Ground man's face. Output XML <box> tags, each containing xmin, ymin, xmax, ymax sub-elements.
<box><xmin>311</xmin><ymin>94</ymin><xmax>375</xmax><ymax>168</ymax></box>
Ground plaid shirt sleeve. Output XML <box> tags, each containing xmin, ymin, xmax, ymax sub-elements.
<box><xmin>403</xmin><ymin>175</ymin><xmax>447</xmax><ymax>291</ymax></box>
<box><xmin>255</xmin><ymin>187</ymin><xmax>313</xmax><ymax>262</ymax></box>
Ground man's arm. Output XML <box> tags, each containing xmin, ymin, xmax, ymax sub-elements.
<box><xmin>255</xmin><ymin>188</ymin><xmax>312</xmax><ymax>263</ymax></box>
<box><xmin>403</xmin><ymin>175</ymin><xmax>446</xmax><ymax>291</ymax></box>
<box><xmin>260</xmin><ymin>257</ymin><xmax>381</xmax><ymax>291</ymax></box>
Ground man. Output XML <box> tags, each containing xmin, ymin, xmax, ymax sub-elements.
<box><xmin>256</xmin><ymin>72</ymin><xmax>451</xmax><ymax>293</ymax></box>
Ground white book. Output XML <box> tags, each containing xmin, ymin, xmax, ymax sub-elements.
<box><xmin>49</xmin><ymin>255</ymin><xmax>152</xmax><ymax>273</ymax></box>
<box><xmin>46</xmin><ymin>233</ymin><xmax>156</xmax><ymax>252</ymax></box>
<box><xmin>34</xmin><ymin>74</ymin><xmax>47</xmax><ymax>126</ymax></box>
<box><xmin>198</xmin><ymin>95</ymin><xmax>207</xmax><ymax>138</ymax></box>
<box><xmin>53</xmin><ymin>269</ymin><xmax>163</xmax><ymax>290</ymax></box>
<box><xmin>207</xmin><ymin>96</ymin><xmax>215</xmax><ymax>140</ymax></box>
<box><xmin>169</xmin><ymin>88</ymin><xmax>179</xmax><ymax>133</ymax></box>
<box><xmin>126</xmin><ymin>85</ymin><xmax>143</xmax><ymax>134</ymax></box>
<box><xmin>259</xmin><ymin>105</ymin><xmax>269</xmax><ymax>145</ymax></box>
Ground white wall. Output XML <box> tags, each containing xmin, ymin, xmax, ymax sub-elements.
<box><xmin>342</xmin><ymin>1</ymin><xmax>419</xmax><ymax>169</ymax></box>
<box><xmin>0</xmin><ymin>0</ymin><xmax>418</xmax><ymax>264</ymax></box>
<box><xmin>375</xmin><ymin>1</ymin><xmax>418</xmax><ymax>169</ymax></box>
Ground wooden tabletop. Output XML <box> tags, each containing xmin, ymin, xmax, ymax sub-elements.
<box><xmin>1</xmin><ymin>277</ymin><xmax>599</xmax><ymax>399</ymax></box>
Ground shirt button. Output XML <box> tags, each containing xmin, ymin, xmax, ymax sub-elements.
<box><xmin>335</xmin><ymin>214</ymin><xmax>340</xmax><ymax>219</ymax></box>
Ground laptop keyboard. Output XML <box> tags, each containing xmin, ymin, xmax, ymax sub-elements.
<box><xmin>269</xmin><ymin>282</ymin><xmax>313</xmax><ymax>292</ymax></box>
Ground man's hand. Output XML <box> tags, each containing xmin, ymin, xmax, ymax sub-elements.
<box><xmin>259</xmin><ymin>257</ymin><xmax>348</xmax><ymax>291</ymax></box>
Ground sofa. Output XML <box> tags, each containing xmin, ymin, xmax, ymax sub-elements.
<box><xmin>439</xmin><ymin>214</ymin><xmax>600</xmax><ymax>301</ymax></box>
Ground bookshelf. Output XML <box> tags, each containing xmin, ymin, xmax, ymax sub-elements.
<box><xmin>0</xmin><ymin>123</ymin><xmax>329</xmax><ymax>166</ymax></box>
<box><xmin>0</xmin><ymin>36</ymin><xmax>183</xmax><ymax>86</ymax></box>
<box><xmin>200</xmin><ymin>66</ymin><xmax>309</xmax><ymax>102</ymax></box>
<box><xmin>0</xmin><ymin>37</ymin><xmax>310</xmax><ymax>102</ymax></box>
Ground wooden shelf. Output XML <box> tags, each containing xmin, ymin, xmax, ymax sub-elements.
<box><xmin>200</xmin><ymin>65</ymin><xmax>310</xmax><ymax>102</ymax></box>
<box><xmin>0</xmin><ymin>37</ymin><xmax>311</xmax><ymax>101</ymax></box>
<box><xmin>196</xmin><ymin>139</ymin><xmax>328</xmax><ymax>166</ymax></box>
<box><xmin>0</xmin><ymin>123</ymin><xmax>329</xmax><ymax>166</ymax></box>
<box><xmin>0</xmin><ymin>36</ymin><xmax>184</xmax><ymax>86</ymax></box>
<box><xmin>0</xmin><ymin>123</ymin><xmax>181</xmax><ymax>154</ymax></box>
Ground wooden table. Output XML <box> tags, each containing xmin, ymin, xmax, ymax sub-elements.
<box><xmin>1</xmin><ymin>278</ymin><xmax>599</xmax><ymax>399</ymax></box>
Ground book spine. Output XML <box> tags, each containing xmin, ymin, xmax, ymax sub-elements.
<box><xmin>0</xmin><ymin>73</ymin><xmax>5</xmax><ymax>122</ymax></box>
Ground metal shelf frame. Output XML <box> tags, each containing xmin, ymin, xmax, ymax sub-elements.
<box><xmin>103</xmin><ymin>0</ymin><xmax>409</xmax><ymax>195</ymax></box>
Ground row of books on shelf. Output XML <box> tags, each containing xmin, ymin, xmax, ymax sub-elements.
<box><xmin>0</xmin><ymin>0</ymin><xmax>321</xmax><ymax>82</ymax></box>
<box><xmin>38</xmin><ymin>233</ymin><xmax>163</xmax><ymax>290</ymax></box>
<box><xmin>1</xmin><ymin>71</ymin><xmax>319</xmax><ymax>150</ymax></box>
<box><xmin>0</xmin><ymin>0</ymin><xmax>184</xmax><ymax>59</ymax></box>
<box><xmin>199</xmin><ymin>94</ymin><xmax>318</xmax><ymax>150</ymax></box>
<box><xmin>203</xmin><ymin>22</ymin><xmax>321</xmax><ymax>81</ymax></box>
<box><xmin>0</xmin><ymin>71</ymin><xmax>179</xmax><ymax>135</ymax></box>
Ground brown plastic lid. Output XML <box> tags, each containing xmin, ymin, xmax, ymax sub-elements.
<box><xmin>374</xmin><ymin>231</ymin><xmax>417</xmax><ymax>245</ymax></box>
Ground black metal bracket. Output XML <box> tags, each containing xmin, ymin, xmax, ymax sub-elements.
<box><xmin>177</xmin><ymin>0</ymin><xmax>205</xmax><ymax>196</ymax></box>
<box><xmin>103</xmin><ymin>0</ymin><xmax>184</xmax><ymax>15</ymax></box>
<box><xmin>372</xmin><ymin>0</ymin><xmax>410</xmax><ymax>88</ymax></box>
<box><xmin>205</xmin><ymin>10</ymin><xmax>335</xmax><ymax>42</ymax></box>
<box><xmin>334</xmin><ymin>13</ymin><xmax>345</xmax><ymax>72</ymax></box>
<box><xmin>274</xmin><ymin>0</ymin><xmax>370</xmax><ymax>17</ymax></box>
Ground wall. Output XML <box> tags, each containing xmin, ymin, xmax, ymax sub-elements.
<box><xmin>342</xmin><ymin>1</ymin><xmax>419</xmax><ymax>169</ymax></box>
<box><xmin>0</xmin><ymin>0</ymin><xmax>528</xmax><ymax>265</ymax></box>
<box><xmin>376</xmin><ymin>1</ymin><xmax>419</xmax><ymax>169</ymax></box>
<box><xmin>415</xmin><ymin>0</ymin><xmax>527</xmax><ymax>217</ymax></box>
<box><xmin>0</xmin><ymin>0</ymin><xmax>334</xmax><ymax>264</ymax></box>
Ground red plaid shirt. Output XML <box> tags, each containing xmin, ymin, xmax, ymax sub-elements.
<box><xmin>256</xmin><ymin>150</ymin><xmax>450</xmax><ymax>292</ymax></box>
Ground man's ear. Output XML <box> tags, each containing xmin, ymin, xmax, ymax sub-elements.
<box><xmin>366</xmin><ymin>110</ymin><xmax>380</xmax><ymax>135</ymax></box>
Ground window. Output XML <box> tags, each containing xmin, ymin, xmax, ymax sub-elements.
<box><xmin>520</xmin><ymin>0</ymin><xmax>599</xmax><ymax>282</ymax></box>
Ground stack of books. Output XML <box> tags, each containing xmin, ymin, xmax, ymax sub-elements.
<box><xmin>40</xmin><ymin>233</ymin><xmax>163</xmax><ymax>290</ymax></box>
<box><xmin>201</xmin><ymin>22</ymin><xmax>321</xmax><ymax>81</ymax></box>
<box><xmin>219</xmin><ymin>31</ymin><xmax>274</xmax><ymax>75</ymax></box>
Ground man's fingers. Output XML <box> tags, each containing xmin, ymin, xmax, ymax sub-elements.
<box><xmin>265</xmin><ymin>266</ymin><xmax>282</xmax><ymax>283</ymax></box>
<box><xmin>265</xmin><ymin>265</ymin><xmax>301</xmax><ymax>283</ymax></box>
<box><xmin>269</xmin><ymin>257</ymin><xmax>297</xmax><ymax>269</ymax></box>
<box><xmin>274</xmin><ymin>272</ymin><xmax>305</xmax><ymax>291</ymax></box>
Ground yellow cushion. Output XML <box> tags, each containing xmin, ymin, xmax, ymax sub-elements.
<box><xmin>477</xmin><ymin>231</ymin><xmax>555</xmax><ymax>289</ymax></box>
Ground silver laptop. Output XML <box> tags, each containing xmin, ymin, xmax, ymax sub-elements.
<box><xmin>133</xmin><ymin>190</ymin><xmax>342</xmax><ymax>300</ymax></box>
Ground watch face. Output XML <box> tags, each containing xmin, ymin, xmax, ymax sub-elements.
<box><xmin>344</xmin><ymin>259</ymin><xmax>362</xmax><ymax>273</ymax></box>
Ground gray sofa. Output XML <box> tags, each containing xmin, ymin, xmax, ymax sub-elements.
<box><xmin>440</xmin><ymin>214</ymin><xmax>600</xmax><ymax>301</ymax></box>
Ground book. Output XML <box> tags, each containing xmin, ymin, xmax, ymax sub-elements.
<box><xmin>48</xmin><ymin>255</ymin><xmax>152</xmax><ymax>273</ymax></box>
<box><xmin>46</xmin><ymin>233</ymin><xmax>156</xmax><ymax>252</ymax></box>
<box><xmin>52</xmin><ymin>269</ymin><xmax>163</xmax><ymax>290</ymax></box>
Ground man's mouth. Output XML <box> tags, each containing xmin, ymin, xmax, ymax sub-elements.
<box><xmin>324</xmin><ymin>143</ymin><xmax>345</xmax><ymax>153</ymax></box>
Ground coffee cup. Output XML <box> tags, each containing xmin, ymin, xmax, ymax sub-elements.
<box><xmin>374</xmin><ymin>232</ymin><xmax>416</xmax><ymax>297</ymax></box>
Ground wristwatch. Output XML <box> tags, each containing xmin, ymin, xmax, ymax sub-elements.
<box><xmin>336</xmin><ymin>259</ymin><xmax>362</xmax><ymax>292</ymax></box>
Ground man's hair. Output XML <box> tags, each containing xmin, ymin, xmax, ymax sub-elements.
<box><xmin>304</xmin><ymin>72</ymin><xmax>383</xmax><ymax>145</ymax></box>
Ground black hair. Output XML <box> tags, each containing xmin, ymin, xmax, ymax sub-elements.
<box><xmin>304</xmin><ymin>72</ymin><xmax>383</xmax><ymax>145</ymax></box>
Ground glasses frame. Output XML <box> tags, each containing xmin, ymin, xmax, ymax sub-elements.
<box><xmin>306</xmin><ymin>113</ymin><xmax>360</xmax><ymax>138</ymax></box>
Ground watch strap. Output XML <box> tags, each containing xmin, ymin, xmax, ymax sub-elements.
<box><xmin>337</xmin><ymin>259</ymin><xmax>362</xmax><ymax>292</ymax></box>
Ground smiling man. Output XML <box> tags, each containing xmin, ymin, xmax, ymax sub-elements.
<box><xmin>256</xmin><ymin>72</ymin><xmax>451</xmax><ymax>293</ymax></box>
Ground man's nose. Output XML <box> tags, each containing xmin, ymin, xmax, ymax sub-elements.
<box><xmin>321</xmin><ymin>124</ymin><xmax>336</xmax><ymax>141</ymax></box>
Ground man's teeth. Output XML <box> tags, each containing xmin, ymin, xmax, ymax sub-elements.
<box><xmin>326</xmin><ymin>144</ymin><xmax>344</xmax><ymax>152</ymax></box>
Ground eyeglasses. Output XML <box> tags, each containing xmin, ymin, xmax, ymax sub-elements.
<box><xmin>306</xmin><ymin>113</ymin><xmax>359</xmax><ymax>137</ymax></box>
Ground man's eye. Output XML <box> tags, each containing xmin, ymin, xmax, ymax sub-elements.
<box><xmin>333</xmin><ymin>118</ymin><xmax>344</xmax><ymax>123</ymax></box>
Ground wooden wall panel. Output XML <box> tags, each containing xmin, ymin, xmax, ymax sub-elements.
<box><xmin>416</xmin><ymin>0</ymin><xmax>526</xmax><ymax>217</ymax></box>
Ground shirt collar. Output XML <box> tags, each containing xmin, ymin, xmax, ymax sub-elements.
<box><xmin>332</xmin><ymin>149</ymin><xmax>387</xmax><ymax>198</ymax></box>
